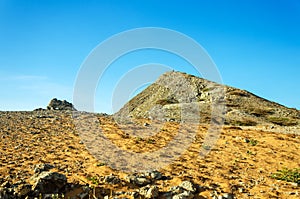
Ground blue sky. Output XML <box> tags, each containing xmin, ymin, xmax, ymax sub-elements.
<box><xmin>0</xmin><ymin>0</ymin><xmax>299</xmax><ymax>113</ymax></box>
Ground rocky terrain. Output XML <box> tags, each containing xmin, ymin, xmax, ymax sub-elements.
<box><xmin>0</xmin><ymin>71</ymin><xmax>300</xmax><ymax>198</ymax></box>
<box><xmin>0</xmin><ymin>110</ymin><xmax>299</xmax><ymax>199</ymax></box>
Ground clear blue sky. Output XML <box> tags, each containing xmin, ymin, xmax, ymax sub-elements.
<box><xmin>0</xmin><ymin>0</ymin><xmax>299</xmax><ymax>113</ymax></box>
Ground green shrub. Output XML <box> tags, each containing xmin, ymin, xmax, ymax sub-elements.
<box><xmin>87</xmin><ymin>176</ymin><xmax>100</xmax><ymax>185</ymax></box>
<box><xmin>271</xmin><ymin>168</ymin><xmax>300</xmax><ymax>184</ymax></box>
<box><xmin>249</xmin><ymin>139</ymin><xmax>258</xmax><ymax>146</ymax></box>
<box><xmin>147</xmin><ymin>138</ymin><xmax>155</xmax><ymax>144</ymax></box>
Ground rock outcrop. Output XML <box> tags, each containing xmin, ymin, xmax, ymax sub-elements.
<box><xmin>47</xmin><ymin>98</ymin><xmax>76</xmax><ymax>111</ymax></box>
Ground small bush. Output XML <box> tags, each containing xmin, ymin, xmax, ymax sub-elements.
<box><xmin>96</xmin><ymin>162</ymin><xmax>106</xmax><ymax>167</ymax></box>
<box><xmin>228</xmin><ymin>90</ymin><xmax>250</xmax><ymax>97</ymax></box>
<box><xmin>228</xmin><ymin>119</ymin><xmax>257</xmax><ymax>126</ymax></box>
<box><xmin>271</xmin><ymin>168</ymin><xmax>300</xmax><ymax>184</ymax></box>
<box><xmin>202</xmin><ymin>145</ymin><xmax>211</xmax><ymax>150</ymax></box>
<box><xmin>249</xmin><ymin>107</ymin><xmax>274</xmax><ymax>117</ymax></box>
<box><xmin>248</xmin><ymin>139</ymin><xmax>258</xmax><ymax>146</ymax></box>
<box><xmin>147</xmin><ymin>138</ymin><xmax>155</xmax><ymax>144</ymax></box>
<box><xmin>87</xmin><ymin>176</ymin><xmax>100</xmax><ymax>185</ymax></box>
<box><xmin>156</xmin><ymin>97</ymin><xmax>178</xmax><ymax>106</ymax></box>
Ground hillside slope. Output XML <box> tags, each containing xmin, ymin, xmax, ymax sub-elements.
<box><xmin>115</xmin><ymin>71</ymin><xmax>300</xmax><ymax>128</ymax></box>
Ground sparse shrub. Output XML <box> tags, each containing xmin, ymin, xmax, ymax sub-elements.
<box><xmin>147</xmin><ymin>138</ymin><xmax>155</xmax><ymax>144</ymax></box>
<box><xmin>248</xmin><ymin>139</ymin><xmax>258</xmax><ymax>146</ymax></box>
<box><xmin>267</xmin><ymin>117</ymin><xmax>298</xmax><ymax>126</ymax></box>
<box><xmin>96</xmin><ymin>162</ymin><xmax>106</xmax><ymax>166</ymax></box>
<box><xmin>249</xmin><ymin>107</ymin><xmax>274</xmax><ymax>117</ymax></box>
<box><xmin>202</xmin><ymin>145</ymin><xmax>211</xmax><ymax>150</ymax></box>
<box><xmin>155</xmin><ymin>97</ymin><xmax>178</xmax><ymax>106</ymax></box>
<box><xmin>228</xmin><ymin>90</ymin><xmax>250</xmax><ymax>97</ymax></box>
<box><xmin>271</xmin><ymin>168</ymin><xmax>300</xmax><ymax>184</ymax></box>
<box><xmin>228</xmin><ymin>119</ymin><xmax>257</xmax><ymax>126</ymax></box>
<box><xmin>88</xmin><ymin>176</ymin><xmax>100</xmax><ymax>185</ymax></box>
<box><xmin>135</xmin><ymin>137</ymin><xmax>144</xmax><ymax>143</ymax></box>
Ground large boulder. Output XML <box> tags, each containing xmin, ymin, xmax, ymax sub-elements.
<box><xmin>47</xmin><ymin>98</ymin><xmax>76</xmax><ymax>111</ymax></box>
<box><xmin>31</xmin><ymin>171</ymin><xmax>67</xmax><ymax>194</ymax></box>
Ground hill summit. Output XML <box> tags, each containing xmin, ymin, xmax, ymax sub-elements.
<box><xmin>115</xmin><ymin>71</ymin><xmax>299</xmax><ymax>127</ymax></box>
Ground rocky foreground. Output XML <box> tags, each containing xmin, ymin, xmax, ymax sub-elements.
<box><xmin>0</xmin><ymin>110</ymin><xmax>299</xmax><ymax>198</ymax></box>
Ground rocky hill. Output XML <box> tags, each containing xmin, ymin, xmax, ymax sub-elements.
<box><xmin>115</xmin><ymin>71</ymin><xmax>300</xmax><ymax>128</ymax></box>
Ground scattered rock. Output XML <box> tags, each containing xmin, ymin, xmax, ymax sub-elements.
<box><xmin>125</xmin><ymin>174</ymin><xmax>151</xmax><ymax>187</ymax></box>
<box><xmin>104</xmin><ymin>174</ymin><xmax>121</xmax><ymax>185</ymax></box>
<box><xmin>135</xmin><ymin>177</ymin><xmax>151</xmax><ymax>186</ymax></box>
<box><xmin>179</xmin><ymin>181</ymin><xmax>196</xmax><ymax>193</ymax></box>
<box><xmin>139</xmin><ymin>185</ymin><xmax>159</xmax><ymax>198</ymax></box>
<box><xmin>172</xmin><ymin>191</ymin><xmax>194</xmax><ymax>199</ymax></box>
<box><xmin>146</xmin><ymin>170</ymin><xmax>163</xmax><ymax>180</ymax></box>
<box><xmin>33</xmin><ymin>163</ymin><xmax>55</xmax><ymax>174</ymax></box>
<box><xmin>219</xmin><ymin>193</ymin><xmax>234</xmax><ymax>199</ymax></box>
<box><xmin>14</xmin><ymin>183</ymin><xmax>32</xmax><ymax>197</ymax></box>
<box><xmin>169</xmin><ymin>186</ymin><xmax>185</xmax><ymax>195</ymax></box>
<box><xmin>144</xmin><ymin>122</ymin><xmax>150</xmax><ymax>127</ymax></box>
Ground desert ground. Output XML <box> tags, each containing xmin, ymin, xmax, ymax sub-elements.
<box><xmin>0</xmin><ymin>110</ymin><xmax>299</xmax><ymax>198</ymax></box>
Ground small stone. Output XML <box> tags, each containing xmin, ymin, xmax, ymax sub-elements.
<box><xmin>125</xmin><ymin>174</ymin><xmax>151</xmax><ymax>186</ymax></box>
<box><xmin>104</xmin><ymin>174</ymin><xmax>120</xmax><ymax>184</ymax></box>
<box><xmin>115</xmin><ymin>191</ymin><xmax>126</xmax><ymax>195</ymax></box>
<box><xmin>139</xmin><ymin>185</ymin><xmax>159</xmax><ymax>199</ymax></box>
<box><xmin>244</xmin><ymin>138</ymin><xmax>250</xmax><ymax>143</ymax></box>
<box><xmin>14</xmin><ymin>183</ymin><xmax>32</xmax><ymax>197</ymax></box>
<box><xmin>131</xmin><ymin>191</ymin><xmax>139</xmax><ymax>198</ymax></box>
<box><xmin>169</xmin><ymin>186</ymin><xmax>185</xmax><ymax>194</ymax></box>
<box><xmin>149</xmin><ymin>170</ymin><xmax>162</xmax><ymax>180</ymax></box>
<box><xmin>33</xmin><ymin>164</ymin><xmax>55</xmax><ymax>174</ymax></box>
<box><xmin>289</xmin><ymin>182</ymin><xmax>299</xmax><ymax>187</ymax></box>
<box><xmin>222</xmin><ymin>193</ymin><xmax>234</xmax><ymax>199</ymax></box>
<box><xmin>179</xmin><ymin>181</ymin><xmax>196</xmax><ymax>193</ymax></box>
<box><xmin>1</xmin><ymin>181</ymin><xmax>11</xmax><ymax>188</ymax></box>
<box><xmin>144</xmin><ymin>123</ymin><xmax>150</xmax><ymax>126</ymax></box>
<box><xmin>172</xmin><ymin>191</ymin><xmax>194</xmax><ymax>199</ymax></box>
<box><xmin>136</xmin><ymin>177</ymin><xmax>151</xmax><ymax>186</ymax></box>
